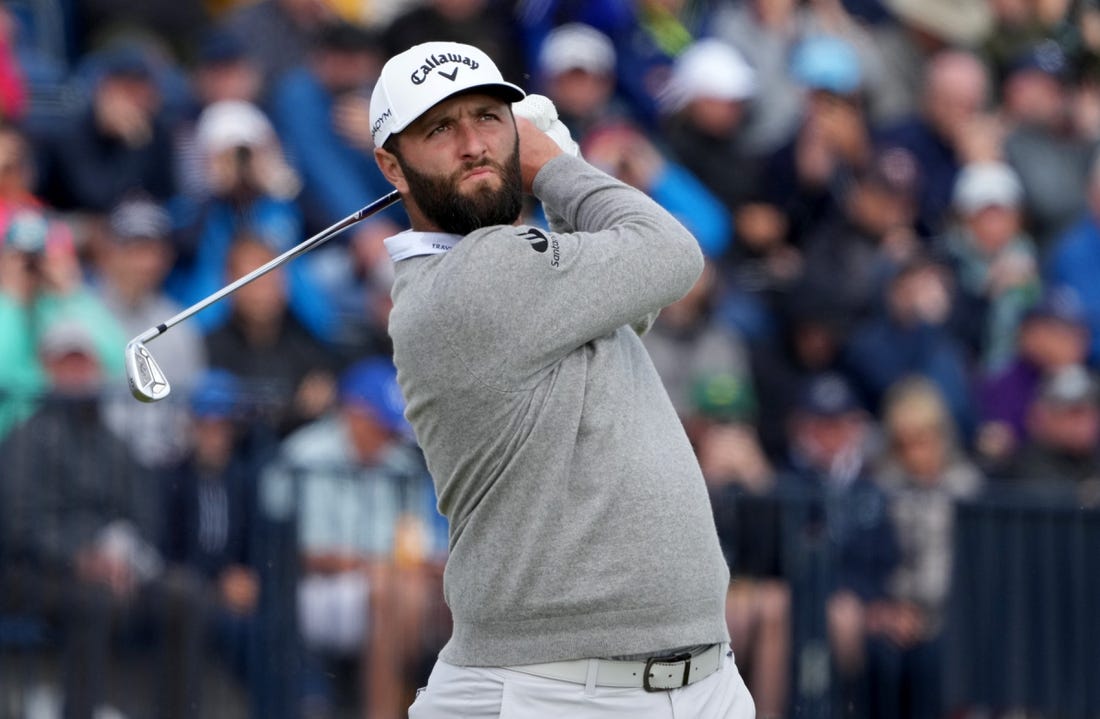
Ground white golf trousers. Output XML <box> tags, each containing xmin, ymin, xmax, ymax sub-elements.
<box><xmin>408</xmin><ymin>647</ymin><xmax>756</xmax><ymax>718</ymax></box>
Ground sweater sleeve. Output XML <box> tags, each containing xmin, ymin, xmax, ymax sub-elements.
<box><xmin>435</xmin><ymin>154</ymin><xmax>704</xmax><ymax>382</ymax></box>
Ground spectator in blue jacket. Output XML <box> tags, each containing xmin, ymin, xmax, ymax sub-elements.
<box><xmin>162</xmin><ymin>369</ymin><xmax>260</xmax><ymax>709</ymax></box>
<box><xmin>876</xmin><ymin>49</ymin><xmax>996</xmax><ymax>237</ymax></box>
<box><xmin>269</xmin><ymin>21</ymin><xmax>406</xmax><ymax>317</ymax></box>
<box><xmin>843</xmin><ymin>255</ymin><xmax>977</xmax><ymax>442</ymax></box>
<box><xmin>1045</xmin><ymin>153</ymin><xmax>1100</xmax><ymax>365</ymax></box>
<box><xmin>780</xmin><ymin>372</ymin><xmax>900</xmax><ymax>715</ymax></box>
<box><xmin>580</xmin><ymin>120</ymin><xmax>732</xmax><ymax>259</ymax></box>
<box><xmin>167</xmin><ymin>99</ymin><xmax>340</xmax><ymax>342</ymax></box>
<box><xmin>38</xmin><ymin>45</ymin><xmax>176</xmax><ymax>212</ymax></box>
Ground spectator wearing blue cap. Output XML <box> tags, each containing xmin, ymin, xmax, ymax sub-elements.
<box><xmin>710</xmin><ymin>0</ymin><xmax>895</xmax><ymax>153</ymax></box>
<box><xmin>756</xmin><ymin>36</ymin><xmax>874</xmax><ymax>267</ymax></box>
<box><xmin>38</xmin><ymin>43</ymin><xmax>176</xmax><ymax>212</ymax></box>
<box><xmin>161</xmin><ymin>368</ymin><xmax>260</xmax><ymax>713</ymax></box>
<box><xmin>260</xmin><ymin>356</ymin><xmax>448</xmax><ymax>718</ymax></box>
<box><xmin>778</xmin><ymin>371</ymin><xmax>900</xmax><ymax>716</ymax></box>
<box><xmin>1001</xmin><ymin>40</ymin><xmax>1095</xmax><ymax>248</ymax></box>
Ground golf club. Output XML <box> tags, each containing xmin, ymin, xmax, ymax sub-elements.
<box><xmin>126</xmin><ymin>189</ymin><xmax>402</xmax><ymax>402</ymax></box>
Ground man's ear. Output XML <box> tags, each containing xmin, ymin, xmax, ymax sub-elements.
<box><xmin>374</xmin><ymin>146</ymin><xmax>408</xmax><ymax>193</ymax></box>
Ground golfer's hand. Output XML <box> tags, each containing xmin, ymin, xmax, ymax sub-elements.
<box><xmin>516</xmin><ymin>116</ymin><xmax>563</xmax><ymax>194</ymax></box>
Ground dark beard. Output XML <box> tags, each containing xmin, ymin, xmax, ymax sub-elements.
<box><xmin>397</xmin><ymin>138</ymin><xmax>523</xmax><ymax>235</ymax></box>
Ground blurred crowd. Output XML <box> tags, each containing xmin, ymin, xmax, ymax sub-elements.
<box><xmin>1</xmin><ymin>0</ymin><xmax>1100</xmax><ymax>717</ymax></box>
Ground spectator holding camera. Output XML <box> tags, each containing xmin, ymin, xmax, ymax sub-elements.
<box><xmin>0</xmin><ymin>210</ymin><xmax>125</xmax><ymax>437</ymax></box>
<box><xmin>39</xmin><ymin>45</ymin><xmax>176</xmax><ymax>212</ymax></box>
<box><xmin>168</xmin><ymin>99</ymin><xmax>340</xmax><ymax>342</ymax></box>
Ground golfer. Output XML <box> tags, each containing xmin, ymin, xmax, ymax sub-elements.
<box><xmin>370</xmin><ymin>41</ymin><xmax>754</xmax><ymax>718</ymax></box>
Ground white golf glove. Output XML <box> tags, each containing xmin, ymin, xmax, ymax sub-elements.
<box><xmin>513</xmin><ymin>94</ymin><xmax>580</xmax><ymax>158</ymax></box>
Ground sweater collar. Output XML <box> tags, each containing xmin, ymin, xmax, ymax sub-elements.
<box><xmin>384</xmin><ymin>230</ymin><xmax>462</xmax><ymax>262</ymax></box>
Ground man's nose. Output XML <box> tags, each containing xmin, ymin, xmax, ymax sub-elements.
<box><xmin>455</xmin><ymin>120</ymin><xmax>488</xmax><ymax>158</ymax></box>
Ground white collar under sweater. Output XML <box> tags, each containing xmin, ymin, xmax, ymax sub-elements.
<box><xmin>384</xmin><ymin>230</ymin><xmax>462</xmax><ymax>262</ymax></box>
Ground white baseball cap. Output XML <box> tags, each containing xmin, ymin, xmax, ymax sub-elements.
<box><xmin>370</xmin><ymin>41</ymin><xmax>525</xmax><ymax>149</ymax></box>
<box><xmin>659</xmin><ymin>39</ymin><xmax>755</xmax><ymax>112</ymax></box>
<box><xmin>952</xmin><ymin>162</ymin><xmax>1023</xmax><ymax>214</ymax></box>
<box><xmin>196</xmin><ymin>100</ymin><xmax>274</xmax><ymax>155</ymax></box>
<box><xmin>538</xmin><ymin>23</ymin><xmax>616</xmax><ymax>77</ymax></box>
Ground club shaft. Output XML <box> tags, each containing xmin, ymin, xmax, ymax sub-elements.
<box><xmin>135</xmin><ymin>190</ymin><xmax>401</xmax><ymax>344</ymax></box>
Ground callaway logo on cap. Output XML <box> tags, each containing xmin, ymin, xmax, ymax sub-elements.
<box><xmin>370</xmin><ymin>41</ymin><xmax>525</xmax><ymax>148</ymax></box>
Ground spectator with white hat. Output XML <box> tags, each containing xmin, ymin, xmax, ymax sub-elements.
<box><xmin>535</xmin><ymin>23</ymin><xmax>627</xmax><ymax>139</ymax></box>
<box><xmin>167</xmin><ymin>98</ymin><xmax>339</xmax><ymax>343</ymax></box>
<box><xmin>938</xmin><ymin>160</ymin><xmax>1040</xmax><ymax>372</ymax></box>
<box><xmin>659</xmin><ymin>38</ymin><xmax>762</xmax><ymax>219</ymax></box>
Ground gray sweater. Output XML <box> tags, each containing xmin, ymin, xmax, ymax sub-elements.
<box><xmin>385</xmin><ymin>154</ymin><xmax>730</xmax><ymax>666</ymax></box>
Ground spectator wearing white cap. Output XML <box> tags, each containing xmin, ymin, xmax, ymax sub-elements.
<box><xmin>167</xmin><ymin>99</ymin><xmax>340</xmax><ymax>344</ymax></box>
<box><xmin>938</xmin><ymin>161</ymin><xmax>1040</xmax><ymax>372</ymax></box>
<box><xmin>535</xmin><ymin>23</ymin><xmax>628</xmax><ymax>140</ymax></box>
<box><xmin>658</xmin><ymin>39</ymin><xmax>762</xmax><ymax>220</ymax></box>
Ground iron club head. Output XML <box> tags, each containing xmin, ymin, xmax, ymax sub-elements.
<box><xmin>125</xmin><ymin>339</ymin><xmax>171</xmax><ymax>402</ymax></box>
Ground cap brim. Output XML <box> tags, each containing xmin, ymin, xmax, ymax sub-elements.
<box><xmin>389</xmin><ymin>81</ymin><xmax>525</xmax><ymax>139</ymax></box>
